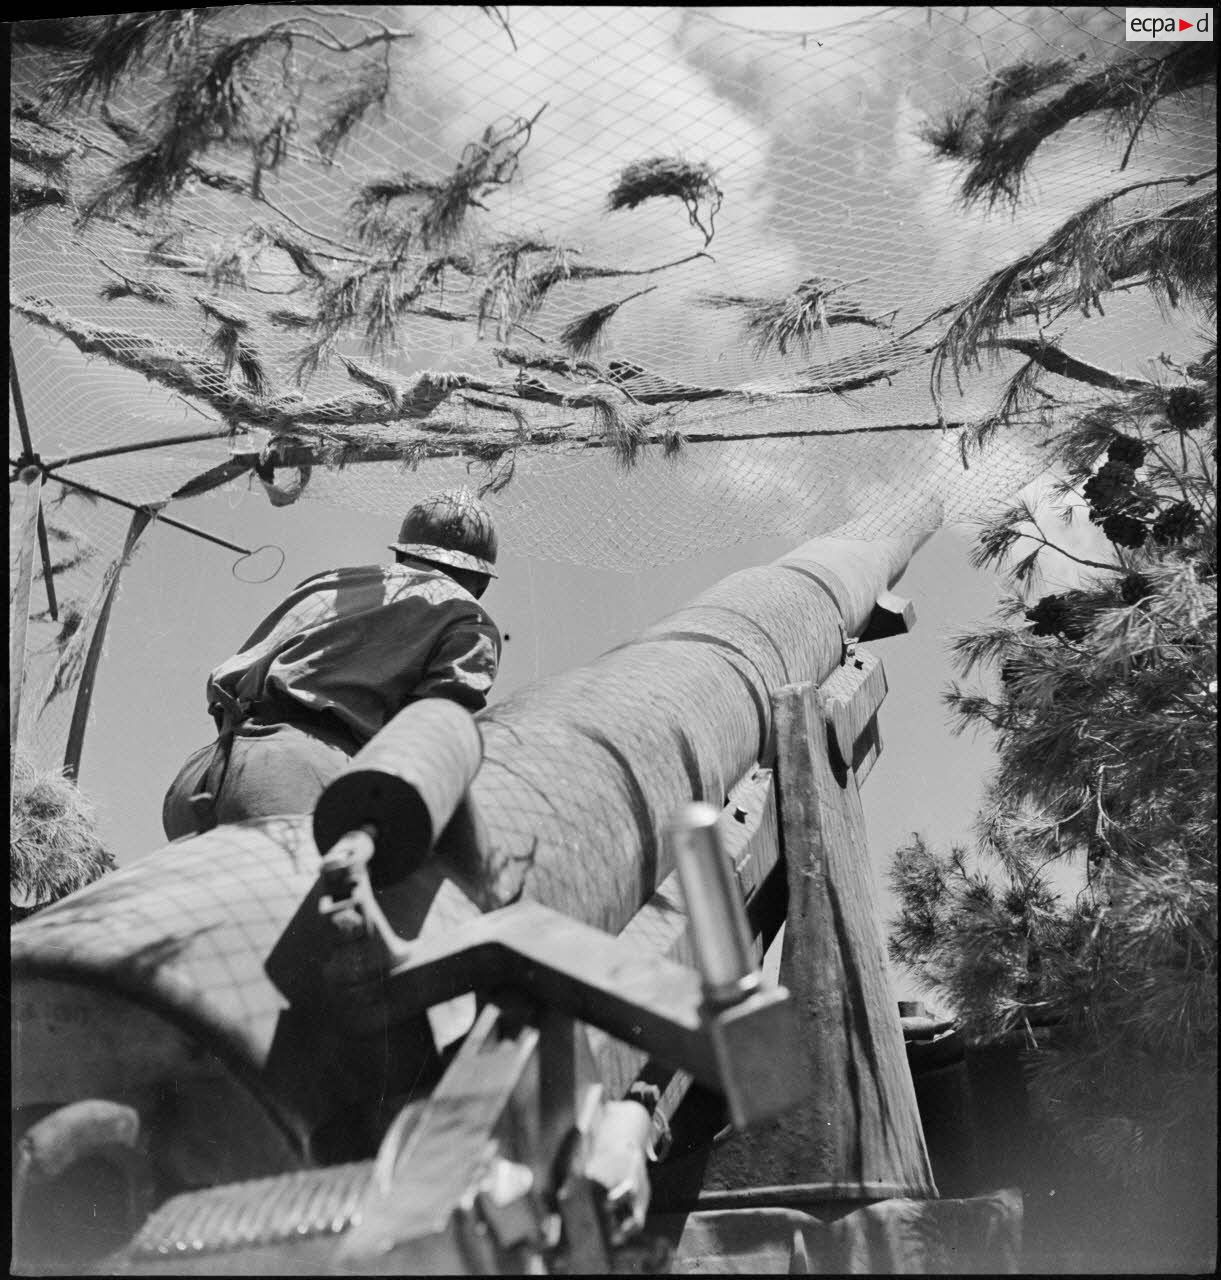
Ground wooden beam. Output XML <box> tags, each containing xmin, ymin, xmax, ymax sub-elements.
<box><xmin>10</xmin><ymin>467</ymin><xmax>43</xmax><ymax>766</ymax></box>
<box><xmin>819</xmin><ymin>647</ymin><xmax>888</xmax><ymax>777</ymax></box>
<box><xmin>700</xmin><ymin>679</ymin><xmax>935</xmax><ymax>1200</ymax></box>
<box><xmin>63</xmin><ymin>508</ymin><xmax>153</xmax><ymax>779</ymax></box>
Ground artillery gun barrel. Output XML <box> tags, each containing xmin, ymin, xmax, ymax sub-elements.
<box><xmin>443</xmin><ymin>535</ymin><xmax>920</xmax><ymax>932</ymax></box>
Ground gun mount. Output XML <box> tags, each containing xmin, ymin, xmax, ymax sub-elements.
<box><xmin>11</xmin><ymin>534</ymin><xmax>1021</xmax><ymax>1273</ymax></box>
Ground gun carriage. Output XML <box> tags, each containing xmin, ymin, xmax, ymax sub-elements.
<box><xmin>12</xmin><ymin>535</ymin><xmax>1017</xmax><ymax>1274</ymax></box>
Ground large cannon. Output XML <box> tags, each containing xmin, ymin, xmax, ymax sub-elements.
<box><xmin>11</xmin><ymin>534</ymin><xmax>1019</xmax><ymax>1273</ymax></box>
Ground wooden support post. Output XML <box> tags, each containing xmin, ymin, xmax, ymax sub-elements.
<box><xmin>62</xmin><ymin>507</ymin><xmax>153</xmax><ymax>779</ymax></box>
<box><xmin>10</xmin><ymin>467</ymin><xmax>43</xmax><ymax>772</ymax></box>
<box><xmin>819</xmin><ymin>645</ymin><xmax>887</xmax><ymax>787</ymax></box>
<box><xmin>700</xmin><ymin>679</ymin><xmax>935</xmax><ymax>1201</ymax></box>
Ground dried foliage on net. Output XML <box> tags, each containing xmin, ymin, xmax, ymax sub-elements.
<box><xmin>8</xmin><ymin>10</ymin><xmax>1213</xmax><ymax>524</ymax></box>
<box><xmin>0</xmin><ymin>9</ymin><xmax>1107</xmax><ymax>498</ymax></box>
<box><xmin>559</xmin><ymin>285</ymin><xmax>657</xmax><ymax>358</ymax></box>
<box><xmin>701</xmin><ymin>277</ymin><xmax>895</xmax><ymax>359</ymax></box>
<box><xmin>889</xmin><ymin>31</ymin><xmax>1217</xmax><ymax>1212</ymax></box>
<box><xmin>606</xmin><ymin>155</ymin><xmax>723</xmax><ymax>247</ymax></box>
<box><xmin>926</xmin><ymin>176</ymin><xmax>1217</xmax><ymax>430</ymax></box>
<box><xmin>350</xmin><ymin>105</ymin><xmax>546</xmax><ymax>252</ymax></box>
<box><xmin>11</xmin><ymin>749</ymin><xmax>116</xmax><ymax>914</ymax></box>
<box><xmin>923</xmin><ymin>44</ymin><xmax>1216</xmax><ymax>207</ymax></box>
<box><xmin>915</xmin><ymin>42</ymin><xmax>1217</xmax><ymax>435</ymax></box>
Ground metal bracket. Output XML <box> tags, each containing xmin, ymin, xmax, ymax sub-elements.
<box><xmin>286</xmin><ymin>811</ymin><xmax>806</xmax><ymax>1133</ymax></box>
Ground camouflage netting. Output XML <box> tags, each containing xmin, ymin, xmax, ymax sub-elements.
<box><xmin>9</xmin><ymin>5</ymin><xmax>1217</xmax><ymax>770</ymax></box>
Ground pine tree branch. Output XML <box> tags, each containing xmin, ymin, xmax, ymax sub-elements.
<box><xmin>926</xmin><ymin>169</ymin><xmax>1216</xmax><ymax>414</ymax></box>
<box><xmin>258</xmin><ymin>14</ymin><xmax>416</xmax><ymax>54</ymax></box>
<box><xmin>935</xmin><ymin>46</ymin><xmax>1216</xmax><ymax>207</ymax></box>
<box><xmin>1012</xmin><ymin>529</ymin><xmax>1125</xmax><ymax>575</ymax></box>
<box><xmin>478</xmin><ymin>5</ymin><xmax>518</xmax><ymax>51</ymax></box>
<box><xmin>979</xmin><ymin>339</ymin><xmax>1154</xmax><ymax>391</ymax></box>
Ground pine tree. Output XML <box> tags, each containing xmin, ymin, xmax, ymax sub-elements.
<box><xmin>11</xmin><ymin>749</ymin><xmax>115</xmax><ymax>921</ymax></box>
<box><xmin>890</xmin><ymin>40</ymin><xmax>1217</xmax><ymax>1269</ymax></box>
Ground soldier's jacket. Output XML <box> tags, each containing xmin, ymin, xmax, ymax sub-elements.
<box><xmin>207</xmin><ymin>562</ymin><xmax>501</xmax><ymax>743</ymax></box>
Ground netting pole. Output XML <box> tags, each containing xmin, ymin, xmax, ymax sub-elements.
<box><xmin>9</xmin><ymin>343</ymin><xmax>57</xmax><ymax>620</ymax></box>
<box><xmin>62</xmin><ymin>508</ymin><xmax>154</xmax><ymax>781</ymax></box>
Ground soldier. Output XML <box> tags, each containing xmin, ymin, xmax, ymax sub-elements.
<box><xmin>162</xmin><ymin>489</ymin><xmax>501</xmax><ymax>839</ymax></box>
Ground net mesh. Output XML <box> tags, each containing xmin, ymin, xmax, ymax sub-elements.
<box><xmin>9</xmin><ymin>5</ymin><xmax>1217</xmax><ymax>770</ymax></box>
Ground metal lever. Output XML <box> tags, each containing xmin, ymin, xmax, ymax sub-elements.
<box><xmin>317</xmin><ymin>825</ymin><xmax>412</xmax><ymax>980</ymax></box>
<box><xmin>669</xmin><ymin>802</ymin><xmax>760</xmax><ymax>1007</ymax></box>
<box><xmin>667</xmin><ymin>802</ymin><xmax>806</xmax><ymax>1130</ymax></box>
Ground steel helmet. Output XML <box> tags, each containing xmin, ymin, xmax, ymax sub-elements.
<box><xmin>389</xmin><ymin>489</ymin><xmax>498</xmax><ymax>578</ymax></box>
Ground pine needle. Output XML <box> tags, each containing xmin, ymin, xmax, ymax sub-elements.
<box><xmin>607</xmin><ymin>156</ymin><xmax>723</xmax><ymax>246</ymax></box>
<box><xmin>315</xmin><ymin>60</ymin><xmax>391</xmax><ymax>161</ymax></box>
<box><xmin>928</xmin><ymin>179</ymin><xmax>1216</xmax><ymax>414</ymax></box>
<box><xmin>267</xmin><ymin>308</ymin><xmax>315</xmax><ymax>330</ymax></box>
<box><xmin>99</xmin><ymin>277</ymin><xmax>173</xmax><ymax>305</ymax></box>
<box><xmin>477</xmin><ymin>239</ymin><xmax>570</xmax><ymax>338</ymax></box>
<box><xmin>479</xmin><ymin>5</ymin><xmax>518</xmax><ymax>51</ymax></box>
<box><xmin>250</xmin><ymin>107</ymin><xmax>296</xmax><ymax>199</ymax></box>
<box><xmin>11</xmin><ymin>750</ymin><xmax>115</xmax><ymax>911</ymax></box>
<box><xmin>353</xmin><ymin>107</ymin><xmax>545</xmax><ymax>250</ymax></box>
<box><xmin>962</xmin><ymin>357</ymin><xmax>1053</xmax><ymax>463</ymax></box>
<box><xmin>493</xmin><ymin>346</ymin><xmax>603</xmax><ymax>380</ymax></box>
<box><xmin>207</xmin><ymin>320</ymin><xmax>241</xmax><ymax>377</ymax></box>
<box><xmin>590</xmin><ymin>396</ymin><xmax>645</xmax><ymax>469</ymax></box>
<box><xmin>293</xmin><ymin>337</ymin><xmax>334</xmax><ymax>386</ymax></box>
<box><xmin>702</xmin><ymin>277</ymin><xmax>891</xmax><ymax>357</ymax></box>
<box><xmin>10</xmin><ymin>178</ymin><xmax>69</xmax><ymax>217</ymax></box>
<box><xmin>235</xmin><ymin>343</ymin><xmax>269</xmax><ymax>396</ymax></box>
<box><xmin>206</xmin><ymin>228</ymin><xmax>269</xmax><ymax>289</ymax></box>
<box><xmin>266</xmin><ymin>227</ymin><xmax>325</xmax><ymax>281</ymax></box>
<box><xmin>925</xmin><ymin>46</ymin><xmax>1215</xmax><ymax>208</ymax></box>
<box><xmin>559</xmin><ymin>285</ymin><xmax>657</xmax><ymax>358</ymax></box>
<box><xmin>197</xmin><ymin>296</ymin><xmax>267</xmax><ymax>394</ymax></box>
<box><xmin>196</xmin><ymin>295</ymin><xmax>252</xmax><ymax>331</ymax></box>
<box><xmin>43</xmin><ymin>10</ymin><xmax>206</xmax><ymax>111</ymax></box>
<box><xmin>10</xmin><ymin>121</ymin><xmax>76</xmax><ymax>177</ymax></box>
<box><xmin>351</xmin><ymin>171</ymin><xmax>437</xmax><ymax>243</ymax></box>
<box><xmin>314</xmin><ymin>269</ymin><xmax>369</xmax><ymax>340</ymax></box>
<box><xmin>475</xmin><ymin>448</ymin><xmax>518</xmax><ymax>497</ymax></box>
<box><xmin>339</xmin><ymin>354</ymin><xmax>404</xmax><ymax>410</ymax></box>
<box><xmin>99</xmin><ymin>102</ymin><xmax>142</xmax><ymax>145</ymax></box>
<box><xmin>80</xmin><ymin>29</ymin><xmax>286</xmax><ymax>216</ymax></box>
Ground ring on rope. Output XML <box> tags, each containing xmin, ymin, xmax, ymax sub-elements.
<box><xmin>232</xmin><ymin>544</ymin><xmax>286</xmax><ymax>584</ymax></box>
